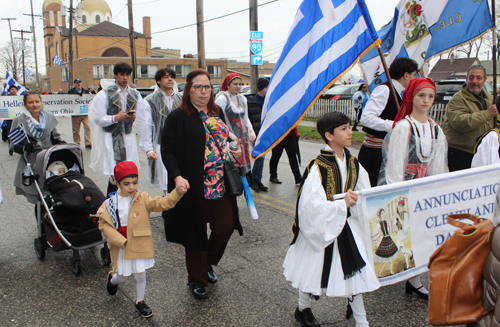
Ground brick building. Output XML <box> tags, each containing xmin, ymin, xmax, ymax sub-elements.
<box><xmin>42</xmin><ymin>0</ymin><xmax>273</xmax><ymax>93</ymax></box>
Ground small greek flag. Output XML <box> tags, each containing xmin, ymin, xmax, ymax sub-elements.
<box><xmin>53</xmin><ymin>54</ymin><xmax>63</xmax><ymax>66</ymax></box>
<box><xmin>349</xmin><ymin>74</ymin><xmax>356</xmax><ymax>84</ymax></box>
<box><xmin>7</xmin><ymin>124</ymin><xmax>27</xmax><ymax>145</ymax></box>
<box><xmin>25</xmin><ymin>67</ymin><xmax>31</xmax><ymax>78</ymax></box>
<box><xmin>3</xmin><ymin>71</ymin><xmax>27</xmax><ymax>96</ymax></box>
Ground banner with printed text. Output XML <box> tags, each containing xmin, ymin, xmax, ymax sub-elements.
<box><xmin>0</xmin><ymin>94</ymin><xmax>95</xmax><ymax>119</ymax></box>
<box><xmin>359</xmin><ymin>164</ymin><xmax>500</xmax><ymax>286</ymax></box>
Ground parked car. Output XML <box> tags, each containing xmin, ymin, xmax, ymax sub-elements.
<box><xmin>319</xmin><ymin>83</ymin><xmax>361</xmax><ymax>100</ymax></box>
<box><xmin>435</xmin><ymin>78</ymin><xmax>494</xmax><ymax>104</ymax></box>
<box><xmin>177</xmin><ymin>82</ymin><xmax>186</xmax><ymax>92</ymax></box>
<box><xmin>136</xmin><ymin>88</ymin><xmax>154</xmax><ymax>98</ymax></box>
<box><xmin>240</xmin><ymin>85</ymin><xmax>252</xmax><ymax>94</ymax></box>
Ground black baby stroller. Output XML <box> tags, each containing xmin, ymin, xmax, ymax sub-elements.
<box><xmin>23</xmin><ymin>143</ymin><xmax>111</xmax><ymax>275</ymax></box>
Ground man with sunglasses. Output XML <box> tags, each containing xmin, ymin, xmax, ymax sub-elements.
<box><xmin>137</xmin><ymin>68</ymin><xmax>183</xmax><ymax>193</ymax></box>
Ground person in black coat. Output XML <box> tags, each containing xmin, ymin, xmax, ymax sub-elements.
<box><xmin>161</xmin><ymin>69</ymin><xmax>243</xmax><ymax>300</ymax></box>
<box><xmin>246</xmin><ymin>77</ymin><xmax>269</xmax><ymax>191</ymax></box>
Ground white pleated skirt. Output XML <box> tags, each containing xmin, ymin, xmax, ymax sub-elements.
<box><xmin>116</xmin><ymin>248</ymin><xmax>155</xmax><ymax>276</ymax></box>
<box><xmin>283</xmin><ymin>219</ymin><xmax>381</xmax><ymax>297</ymax></box>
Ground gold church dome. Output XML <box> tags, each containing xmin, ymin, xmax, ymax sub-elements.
<box><xmin>43</xmin><ymin>0</ymin><xmax>63</xmax><ymax>11</ymax></box>
<box><xmin>76</xmin><ymin>0</ymin><xmax>112</xmax><ymax>17</ymax></box>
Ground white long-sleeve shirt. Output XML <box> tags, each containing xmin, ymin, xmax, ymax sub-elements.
<box><xmin>360</xmin><ymin>80</ymin><xmax>405</xmax><ymax>133</ymax></box>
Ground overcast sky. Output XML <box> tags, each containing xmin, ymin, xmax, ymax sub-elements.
<box><xmin>0</xmin><ymin>0</ymin><xmax>401</xmax><ymax>76</ymax></box>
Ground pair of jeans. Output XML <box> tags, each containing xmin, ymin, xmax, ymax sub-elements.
<box><xmin>252</xmin><ymin>155</ymin><xmax>265</xmax><ymax>183</ymax></box>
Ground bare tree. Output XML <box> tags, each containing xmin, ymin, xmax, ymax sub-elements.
<box><xmin>0</xmin><ymin>41</ymin><xmax>33</xmax><ymax>82</ymax></box>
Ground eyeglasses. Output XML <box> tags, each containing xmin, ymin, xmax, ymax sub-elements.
<box><xmin>192</xmin><ymin>84</ymin><xmax>213</xmax><ymax>91</ymax></box>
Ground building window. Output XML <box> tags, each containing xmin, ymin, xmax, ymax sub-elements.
<box><xmin>50</xmin><ymin>11</ymin><xmax>55</xmax><ymax>26</ymax></box>
<box><xmin>56</xmin><ymin>42</ymin><xmax>60</xmax><ymax>58</ymax></box>
<box><xmin>206</xmin><ymin>65</ymin><xmax>222</xmax><ymax>78</ymax></box>
<box><xmin>44</xmin><ymin>80</ymin><xmax>51</xmax><ymax>92</ymax></box>
<box><xmin>61</xmin><ymin>67</ymin><xmax>69</xmax><ymax>82</ymax></box>
<box><xmin>57</xmin><ymin>10</ymin><xmax>62</xmax><ymax>26</ymax></box>
<box><xmin>93</xmin><ymin>64</ymin><xmax>114</xmax><ymax>78</ymax></box>
<box><xmin>95</xmin><ymin>15</ymin><xmax>100</xmax><ymax>23</ymax></box>
<box><xmin>167</xmin><ymin>65</ymin><xmax>191</xmax><ymax>78</ymax></box>
<box><xmin>137</xmin><ymin>64</ymin><xmax>158</xmax><ymax>78</ymax></box>
<box><xmin>82</xmin><ymin>15</ymin><xmax>86</xmax><ymax>24</ymax></box>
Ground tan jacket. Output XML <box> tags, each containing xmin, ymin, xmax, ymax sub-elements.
<box><xmin>98</xmin><ymin>189</ymin><xmax>182</xmax><ymax>273</ymax></box>
<box><xmin>444</xmin><ymin>85</ymin><xmax>497</xmax><ymax>154</ymax></box>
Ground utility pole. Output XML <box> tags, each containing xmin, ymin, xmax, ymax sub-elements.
<box><xmin>1</xmin><ymin>18</ymin><xmax>17</xmax><ymax>80</ymax></box>
<box><xmin>25</xmin><ymin>0</ymin><xmax>42</xmax><ymax>90</ymax></box>
<box><xmin>13</xmin><ymin>29</ymin><xmax>32</xmax><ymax>85</ymax></box>
<box><xmin>68</xmin><ymin>0</ymin><xmax>74</xmax><ymax>85</ymax></box>
<box><xmin>127</xmin><ymin>0</ymin><xmax>137</xmax><ymax>82</ymax></box>
<box><xmin>196</xmin><ymin>0</ymin><xmax>206</xmax><ymax>70</ymax></box>
<box><xmin>249</xmin><ymin>0</ymin><xmax>258</xmax><ymax>94</ymax></box>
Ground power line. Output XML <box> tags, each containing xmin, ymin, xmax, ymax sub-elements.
<box><xmin>151</xmin><ymin>0</ymin><xmax>280</xmax><ymax>35</ymax></box>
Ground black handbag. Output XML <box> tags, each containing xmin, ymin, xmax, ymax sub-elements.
<box><xmin>201</xmin><ymin>117</ymin><xmax>243</xmax><ymax>197</ymax></box>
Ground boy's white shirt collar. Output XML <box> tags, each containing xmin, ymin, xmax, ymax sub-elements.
<box><xmin>324</xmin><ymin>145</ymin><xmax>346</xmax><ymax>163</ymax></box>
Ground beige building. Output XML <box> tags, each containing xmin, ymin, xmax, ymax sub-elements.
<box><xmin>42</xmin><ymin>0</ymin><xmax>274</xmax><ymax>93</ymax></box>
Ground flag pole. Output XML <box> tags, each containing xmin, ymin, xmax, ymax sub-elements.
<box><xmin>376</xmin><ymin>45</ymin><xmax>401</xmax><ymax>109</ymax></box>
<box><xmin>492</xmin><ymin>0</ymin><xmax>497</xmax><ymax>101</ymax></box>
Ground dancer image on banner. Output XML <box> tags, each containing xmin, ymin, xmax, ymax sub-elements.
<box><xmin>372</xmin><ymin>208</ymin><xmax>399</xmax><ymax>278</ymax></box>
<box><xmin>395</xmin><ymin>199</ymin><xmax>414</xmax><ymax>270</ymax></box>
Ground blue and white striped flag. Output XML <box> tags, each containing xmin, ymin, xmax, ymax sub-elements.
<box><xmin>25</xmin><ymin>67</ymin><xmax>31</xmax><ymax>78</ymax></box>
<box><xmin>7</xmin><ymin>124</ymin><xmax>27</xmax><ymax>145</ymax></box>
<box><xmin>53</xmin><ymin>54</ymin><xmax>62</xmax><ymax>66</ymax></box>
<box><xmin>349</xmin><ymin>74</ymin><xmax>356</xmax><ymax>84</ymax></box>
<box><xmin>251</xmin><ymin>0</ymin><xmax>380</xmax><ymax>159</ymax></box>
<box><xmin>3</xmin><ymin>71</ymin><xmax>27</xmax><ymax>96</ymax></box>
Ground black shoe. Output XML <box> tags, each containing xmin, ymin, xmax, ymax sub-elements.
<box><xmin>405</xmin><ymin>281</ymin><xmax>428</xmax><ymax>300</ymax></box>
<box><xmin>270</xmin><ymin>177</ymin><xmax>282</xmax><ymax>184</ymax></box>
<box><xmin>256</xmin><ymin>182</ymin><xmax>268</xmax><ymax>191</ymax></box>
<box><xmin>188</xmin><ymin>283</ymin><xmax>208</xmax><ymax>299</ymax></box>
<box><xmin>352</xmin><ymin>127</ymin><xmax>359</xmax><ymax>131</ymax></box>
<box><xmin>135</xmin><ymin>301</ymin><xmax>153</xmax><ymax>318</ymax></box>
<box><xmin>106</xmin><ymin>271</ymin><xmax>118</xmax><ymax>295</ymax></box>
<box><xmin>295</xmin><ymin>176</ymin><xmax>302</xmax><ymax>186</ymax></box>
<box><xmin>207</xmin><ymin>265</ymin><xmax>218</xmax><ymax>284</ymax></box>
<box><xmin>294</xmin><ymin>307</ymin><xmax>320</xmax><ymax>327</ymax></box>
<box><xmin>85</xmin><ymin>144</ymin><xmax>92</xmax><ymax>149</ymax></box>
<box><xmin>250</xmin><ymin>183</ymin><xmax>260</xmax><ymax>192</ymax></box>
<box><xmin>9</xmin><ymin>149</ymin><xmax>13</xmax><ymax>156</ymax></box>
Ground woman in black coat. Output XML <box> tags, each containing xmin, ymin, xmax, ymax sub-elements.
<box><xmin>161</xmin><ymin>69</ymin><xmax>243</xmax><ymax>300</ymax></box>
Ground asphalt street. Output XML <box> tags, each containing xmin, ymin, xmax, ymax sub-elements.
<box><xmin>0</xmin><ymin>116</ymin><xmax>449</xmax><ymax>326</ymax></box>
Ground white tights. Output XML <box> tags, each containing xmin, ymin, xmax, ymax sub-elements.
<box><xmin>111</xmin><ymin>272</ymin><xmax>147</xmax><ymax>304</ymax></box>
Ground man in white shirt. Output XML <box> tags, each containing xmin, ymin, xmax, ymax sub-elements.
<box><xmin>358</xmin><ymin>58</ymin><xmax>418</xmax><ymax>187</ymax></box>
<box><xmin>137</xmin><ymin>68</ymin><xmax>182</xmax><ymax>192</ymax></box>
<box><xmin>89</xmin><ymin>61</ymin><xmax>146</xmax><ymax>195</ymax></box>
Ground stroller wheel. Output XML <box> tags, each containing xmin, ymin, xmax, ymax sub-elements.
<box><xmin>101</xmin><ymin>246</ymin><xmax>111</xmax><ymax>267</ymax></box>
<box><xmin>34</xmin><ymin>238</ymin><xmax>46</xmax><ymax>260</ymax></box>
<box><xmin>71</xmin><ymin>259</ymin><xmax>82</xmax><ymax>276</ymax></box>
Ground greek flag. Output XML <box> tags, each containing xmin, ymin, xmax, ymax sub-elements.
<box><xmin>25</xmin><ymin>67</ymin><xmax>31</xmax><ymax>78</ymax></box>
<box><xmin>7</xmin><ymin>124</ymin><xmax>27</xmax><ymax>145</ymax></box>
<box><xmin>3</xmin><ymin>71</ymin><xmax>27</xmax><ymax>96</ymax></box>
<box><xmin>360</xmin><ymin>0</ymin><xmax>493</xmax><ymax>92</ymax></box>
<box><xmin>349</xmin><ymin>74</ymin><xmax>356</xmax><ymax>84</ymax></box>
<box><xmin>53</xmin><ymin>54</ymin><xmax>63</xmax><ymax>66</ymax></box>
<box><xmin>252</xmin><ymin>0</ymin><xmax>380</xmax><ymax>159</ymax></box>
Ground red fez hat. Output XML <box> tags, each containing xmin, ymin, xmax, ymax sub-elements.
<box><xmin>398</xmin><ymin>199</ymin><xmax>405</xmax><ymax>206</ymax></box>
<box><xmin>114</xmin><ymin>161</ymin><xmax>138</xmax><ymax>182</ymax></box>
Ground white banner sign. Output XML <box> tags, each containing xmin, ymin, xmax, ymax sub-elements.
<box><xmin>360</xmin><ymin>164</ymin><xmax>500</xmax><ymax>286</ymax></box>
<box><xmin>0</xmin><ymin>94</ymin><xmax>95</xmax><ymax>119</ymax></box>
